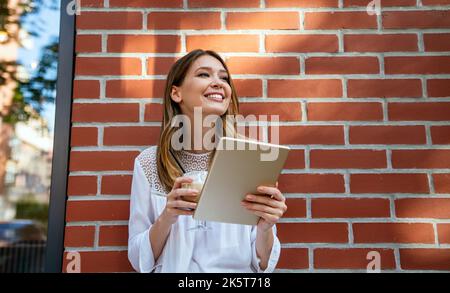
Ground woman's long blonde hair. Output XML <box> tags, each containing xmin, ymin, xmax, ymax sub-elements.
<box><xmin>156</xmin><ymin>49</ymin><xmax>240</xmax><ymax>193</ymax></box>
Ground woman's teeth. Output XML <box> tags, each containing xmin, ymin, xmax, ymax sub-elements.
<box><xmin>205</xmin><ymin>94</ymin><xmax>223</xmax><ymax>102</ymax></box>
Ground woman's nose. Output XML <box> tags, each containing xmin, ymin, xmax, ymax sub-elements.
<box><xmin>211</xmin><ymin>76</ymin><xmax>226</xmax><ymax>87</ymax></box>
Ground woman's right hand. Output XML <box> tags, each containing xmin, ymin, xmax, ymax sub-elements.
<box><xmin>160</xmin><ymin>176</ymin><xmax>199</xmax><ymax>225</ymax></box>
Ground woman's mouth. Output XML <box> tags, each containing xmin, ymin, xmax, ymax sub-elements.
<box><xmin>204</xmin><ymin>93</ymin><xmax>224</xmax><ymax>103</ymax></box>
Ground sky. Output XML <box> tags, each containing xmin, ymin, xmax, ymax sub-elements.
<box><xmin>18</xmin><ymin>2</ymin><xmax>61</xmax><ymax>134</ymax></box>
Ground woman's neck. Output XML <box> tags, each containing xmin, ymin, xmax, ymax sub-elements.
<box><xmin>185</xmin><ymin>122</ymin><xmax>217</xmax><ymax>154</ymax></box>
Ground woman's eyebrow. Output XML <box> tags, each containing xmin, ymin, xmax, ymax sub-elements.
<box><xmin>195</xmin><ymin>66</ymin><xmax>228</xmax><ymax>74</ymax></box>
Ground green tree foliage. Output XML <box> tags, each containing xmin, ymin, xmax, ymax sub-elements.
<box><xmin>0</xmin><ymin>0</ymin><xmax>58</xmax><ymax>126</ymax></box>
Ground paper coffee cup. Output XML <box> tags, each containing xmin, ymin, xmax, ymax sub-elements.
<box><xmin>181</xmin><ymin>171</ymin><xmax>207</xmax><ymax>203</ymax></box>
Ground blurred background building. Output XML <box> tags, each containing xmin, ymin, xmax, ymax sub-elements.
<box><xmin>0</xmin><ymin>0</ymin><xmax>58</xmax><ymax>272</ymax></box>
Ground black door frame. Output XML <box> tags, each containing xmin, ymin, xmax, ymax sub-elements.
<box><xmin>44</xmin><ymin>0</ymin><xmax>75</xmax><ymax>273</ymax></box>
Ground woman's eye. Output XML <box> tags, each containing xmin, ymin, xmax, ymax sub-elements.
<box><xmin>198</xmin><ymin>73</ymin><xmax>209</xmax><ymax>77</ymax></box>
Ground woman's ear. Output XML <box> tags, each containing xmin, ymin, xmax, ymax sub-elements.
<box><xmin>170</xmin><ymin>86</ymin><xmax>182</xmax><ymax>103</ymax></box>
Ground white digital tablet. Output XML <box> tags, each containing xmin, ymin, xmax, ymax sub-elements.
<box><xmin>193</xmin><ymin>136</ymin><xmax>290</xmax><ymax>226</ymax></box>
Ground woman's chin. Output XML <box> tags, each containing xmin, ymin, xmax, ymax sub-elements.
<box><xmin>201</xmin><ymin>102</ymin><xmax>229</xmax><ymax>116</ymax></box>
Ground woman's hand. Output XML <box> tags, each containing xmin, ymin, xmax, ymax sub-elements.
<box><xmin>160</xmin><ymin>176</ymin><xmax>200</xmax><ymax>225</ymax></box>
<box><xmin>241</xmin><ymin>182</ymin><xmax>287</xmax><ymax>233</ymax></box>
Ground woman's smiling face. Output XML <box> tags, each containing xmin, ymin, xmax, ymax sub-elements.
<box><xmin>170</xmin><ymin>54</ymin><xmax>232</xmax><ymax>118</ymax></box>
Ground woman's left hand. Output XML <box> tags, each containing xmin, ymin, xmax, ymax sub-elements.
<box><xmin>241</xmin><ymin>182</ymin><xmax>287</xmax><ymax>233</ymax></box>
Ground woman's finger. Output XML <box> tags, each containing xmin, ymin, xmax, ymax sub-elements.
<box><xmin>244</xmin><ymin>194</ymin><xmax>283</xmax><ymax>209</ymax></box>
<box><xmin>167</xmin><ymin>198</ymin><xmax>197</xmax><ymax>209</ymax></box>
<box><xmin>171</xmin><ymin>176</ymin><xmax>194</xmax><ymax>191</ymax></box>
<box><xmin>257</xmin><ymin>185</ymin><xmax>284</xmax><ymax>202</ymax></box>
<box><xmin>173</xmin><ymin>209</ymin><xmax>195</xmax><ymax>216</ymax></box>
<box><xmin>241</xmin><ymin>201</ymin><xmax>283</xmax><ymax>218</ymax></box>
<box><xmin>248</xmin><ymin>210</ymin><xmax>278</xmax><ymax>224</ymax></box>
<box><xmin>167</xmin><ymin>187</ymin><xmax>198</xmax><ymax>200</ymax></box>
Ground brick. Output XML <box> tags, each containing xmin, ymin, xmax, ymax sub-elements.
<box><xmin>347</xmin><ymin>79</ymin><xmax>422</xmax><ymax>98</ymax></box>
<box><xmin>307</xmin><ymin>102</ymin><xmax>383</xmax><ymax>121</ymax></box>
<box><xmin>278</xmin><ymin>223</ymin><xmax>348</xmax><ymax>243</ymax></box>
<box><xmin>427</xmin><ymin>79</ymin><xmax>450</xmax><ymax>97</ymax></box>
<box><xmin>350</xmin><ymin>173</ymin><xmax>430</xmax><ymax>194</ymax></box>
<box><xmin>431</xmin><ymin>126</ymin><xmax>450</xmax><ymax>144</ymax></box>
<box><xmin>353</xmin><ymin>223</ymin><xmax>435</xmax><ymax>244</ymax></box>
<box><xmin>188</xmin><ymin>0</ymin><xmax>260</xmax><ymax>7</ymax></box>
<box><xmin>344</xmin><ymin>0</ymin><xmax>416</xmax><ymax>6</ymax></box>
<box><xmin>383</xmin><ymin>11</ymin><xmax>450</xmax><ymax>29</ymax></box>
<box><xmin>388</xmin><ymin>102</ymin><xmax>450</xmax><ymax>121</ymax></box>
<box><xmin>63</xmin><ymin>251</ymin><xmax>133</xmax><ymax>273</ymax></box>
<box><xmin>266</xmin><ymin>34</ymin><xmax>338</xmax><ymax>53</ymax></box>
<box><xmin>108</xmin><ymin>35</ymin><xmax>181</xmax><ymax>53</ymax></box>
<box><xmin>437</xmin><ymin>224</ymin><xmax>450</xmax><ymax>244</ymax></box>
<box><xmin>349</xmin><ymin>125</ymin><xmax>426</xmax><ymax>145</ymax></box>
<box><xmin>423</xmin><ymin>0</ymin><xmax>450</xmax><ymax>4</ymax></box>
<box><xmin>268</xmin><ymin>79</ymin><xmax>342</xmax><ymax>98</ymax></box>
<box><xmin>186</xmin><ymin>35</ymin><xmax>259</xmax><ymax>53</ymax></box>
<box><xmin>64</xmin><ymin>226</ymin><xmax>95</xmax><ymax>247</ymax></box>
<box><xmin>77</xmin><ymin>12</ymin><xmax>143</xmax><ymax>30</ymax></box>
<box><xmin>310</xmin><ymin>149</ymin><xmax>387</xmax><ymax>169</ymax></box>
<box><xmin>148</xmin><ymin>12</ymin><xmax>221</xmax><ymax>30</ymax></box>
<box><xmin>101</xmin><ymin>175</ymin><xmax>133</xmax><ymax>195</ymax></box>
<box><xmin>110</xmin><ymin>0</ymin><xmax>183</xmax><ymax>7</ymax></box>
<box><xmin>279</xmin><ymin>174</ymin><xmax>345</xmax><ymax>194</ymax></box>
<box><xmin>147</xmin><ymin>57</ymin><xmax>178</xmax><ymax>75</ymax></box>
<box><xmin>344</xmin><ymin>34</ymin><xmax>418</xmax><ymax>52</ymax></box>
<box><xmin>267</xmin><ymin>0</ymin><xmax>339</xmax><ymax>7</ymax></box>
<box><xmin>385</xmin><ymin>56</ymin><xmax>450</xmax><ymax>74</ymax></box>
<box><xmin>99</xmin><ymin>225</ymin><xmax>128</xmax><ymax>246</ymax></box>
<box><xmin>392</xmin><ymin>150</ymin><xmax>450</xmax><ymax>169</ymax></box>
<box><xmin>106</xmin><ymin>80</ymin><xmax>165</xmax><ymax>99</ymax></box>
<box><xmin>72</xmin><ymin>103</ymin><xmax>140</xmax><ymax>123</ymax></box>
<box><xmin>226</xmin><ymin>12</ymin><xmax>300</xmax><ymax>30</ymax></box>
<box><xmin>71</xmin><ymin>127</ymin><xmax>97</xmax><ymax>147</ymax></box>
<box><xmin>312</xmin><ymin>198</ymin><xmax>390</xmax><ymax>218</ymax></box>
<box><xmin>400</xmin><ymin>249</ymin><xmax>450</xmax><ymax>270</ymax></box>
<box><xmin>274</xmin><ymin>126</ymin><xmax>344</xmax><ymax>145</ymax></box>
<box><xmin>103</xmin><ymin>126</ymin><xmax>161</xmax><ymax>146</ymax></box>
<box><xmin>76</xmin><ymin>35</ymin><xmax>102</xmax><ymax>53</ymax></box>
<box><xmin>277</xmin><ymin>248</ymin><xmax>309</xmax><ymax>269</ymax></box>
<box><xmin>144</xmin><ymin>103</ymin><xmax>164</xmax><ymax>122</ymax></box>
<box><xmin>227</xmin><ymin>57</ymin><xmax>300</xmax><ymax>75</ymax></box>
<box><xmin>66</xmin><ymin>200</ymin><xmax>130</xmax><ymax>222</ymax></box>
<box><xmin>434</xmin><ymin>173</ymin><xmax>450</xmax><ymax>193</ymax></box>
<box><xmin>80</xmin><ymin>0</ymin><xmax>103</xmax><ymax>7</ymax></box>
<box><xmin>69</xmin><ymin>151</ymin><xmax>139</xmax><ymax>172</ymax></box>
<box><xmin>73</xmin><ymin>80</ymin><xmax>100</xmax><ymax>99</ymax></box>
<box><xmin>314</xmin><ymin>248</ymin><xmax>396</xmax><ymax>270</ymax></box>
<box><xmin>75</xmin><ymin>57</ymin><xmax>141</xmax><ymax>76</ymax></box>
<box><xmin>304</xmin><ymin>12</ymin><xmax>377</xmax><ymax>29</ymax></box>
<box><xmin>239</xmin><ymin>102</ymin><xmax>301</xmax><ymax>121</ymax></box>
<box><xmin>424</xmin><ymin>33</ymin><xmax>450</xmax><ymax>51</ymax></box>
<box><xmin>67</xmin><ymin>176</ymin><xmax>97</xmax><ymax>196</ymax></box>
<box><xmin>283</xmin><ymin>149</ymin><xmax>305</xmax><ymax>169</ymax></box>
<box><xmin>395</xmin><ymin>198</ymin><xmax>450</xmax><ymax>219</ymax></box>
<box><xmin>283</xmin><ymin>198</ymin><xmax>307</xmax><ymax>218</ymax></box>
<box><xmin>305</xmin><ymin>57</ymin><xmax>379</xmax><ymax>74</ymax></box>
<box><xmin>233</xmin><ymin>79</ymin><xmax>262</xmax><ymax>98</ymax></box>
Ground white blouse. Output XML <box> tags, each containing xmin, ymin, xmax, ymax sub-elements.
<box><xmin>127</xmin><ymin>146</ymin><xmax>281</xmax><ymax>273</ymax></box>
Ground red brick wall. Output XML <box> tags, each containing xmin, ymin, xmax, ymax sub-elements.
<box><xmin>64</xmin><ymin>0</ymin><xmax>450</xmax><ymax>272</ymax></box>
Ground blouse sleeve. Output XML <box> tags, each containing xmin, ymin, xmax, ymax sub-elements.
<box><xmin>250</xmin><ymin>224</ymin><xmax>281</xmax><ymax>273</ymax></box>
<box><xmin>127</xmin><ymin>158</ymin><xmax>161</xmax><ymax>273</ymax></box>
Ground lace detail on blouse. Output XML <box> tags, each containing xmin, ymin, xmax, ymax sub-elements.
<box><xmin>136</xmin><ymin>146</ymin><xmax>212</xmax><ymax>195</ymax></box>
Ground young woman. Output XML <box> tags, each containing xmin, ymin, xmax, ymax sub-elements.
<box><xmin>128</xmin><ymin>49</ymin><xmax>288</xmax><ymax>273</ymax></box>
